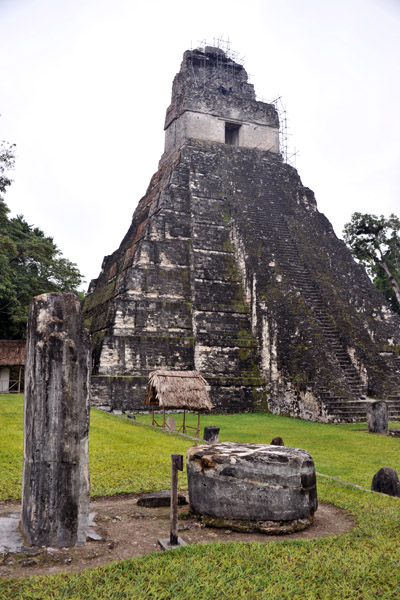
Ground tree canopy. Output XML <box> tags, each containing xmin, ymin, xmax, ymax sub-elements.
<box><xmin>0</xmin><ymin>139</ymin><xmax>83</xmax><ymax>339</ymax></box>
<box><xmin>343</xmin><ymin>212</ymin><xmax>400</xmax><ymax>314</ymax></box>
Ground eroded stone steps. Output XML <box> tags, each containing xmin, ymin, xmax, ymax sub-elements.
<box><xmin>263</xmin><ymin>213</ymin><xmax>366</xmax><ymax>398</ymax></box>
<box><xmin>320</xmin><ymin>397</ymin><xmax>400</xmax><ymax>422</ymax></box>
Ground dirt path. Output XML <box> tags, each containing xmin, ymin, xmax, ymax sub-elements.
<box><xmin>0</xmin><ymin>494</ymin><xmax>355</xmax><ymax>579</ymax></box>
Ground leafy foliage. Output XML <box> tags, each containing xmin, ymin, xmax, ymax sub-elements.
<box><xmin>0</xmin><ymin>140</ymin><xmax>82</xmax><ymax>338</ymax></box>
<box><xmin>343</xmin><ymin>212</ymin><xmax>400</xmax><ymax>313</ymax></box>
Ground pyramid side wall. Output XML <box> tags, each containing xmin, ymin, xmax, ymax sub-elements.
<box><xmin>84</xmin><ymin>140</ymin><xmax>400</xmax><ymax>418</ymax></box>
<box><xmin>84</xmin><ymin>146</ymin><xmax>266</xmax><ymax>413</ymax></box>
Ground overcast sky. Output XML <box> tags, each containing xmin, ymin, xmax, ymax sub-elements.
<box><xmin>1</xmin><ymin>0</ymin><xmax>399</xmax><ymax>289</ymax></box>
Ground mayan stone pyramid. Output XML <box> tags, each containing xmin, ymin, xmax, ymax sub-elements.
<box><xmin>83</xmin><ymin>46</ymin><xmax>400</xmax><ymax>422</ymax></box>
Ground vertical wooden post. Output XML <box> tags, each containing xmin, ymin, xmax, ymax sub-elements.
<box><xmin>196</xmin><ymin>411</ymin><xmax>201</xmax><ymax>438</ymax></box>
<box><xmin>170</xmin><ymin>453</ymin><xmax>183</xmax><ymax>545</ymax></box>
<box><xmin>18</xmin><ymin>365</ymin><xmax>22</xmax><ymax>393</ymax></box>
<box><xmin>162</xmin><ymin>407</ymin><xmax>166</xmax><ymax>428</ymax></box>
<box><xmin>152</xmin><ymin>405</ymin><xmax>155</xmax><ymax>426</ymax></box>
<box><xmin>158</xmin><ymin>454</ymin><xmax>186</xmax><ymax>550</ymax></box>
<box><xmin>183</xmin><ymin>409</ymin><xmax>186</xmax><ymax>434</ymax></box>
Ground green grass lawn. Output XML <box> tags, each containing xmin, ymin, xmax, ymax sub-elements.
<box><xmin>136</xmin><ymin>410</ymin><xmax>400</xmax><ymax>489</ymax></box>
<box><xmin>1</xmin><ymin>395</ymin><xmax>400</xmax><ymax>599</ymax></box>
<box><xmin>0</xmin><ymin>395</ymin><xmax>192</xmax><ymax>500</ymax></box>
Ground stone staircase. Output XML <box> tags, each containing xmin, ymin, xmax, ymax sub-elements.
<box><xmin>269</xmin><ymin>215</ymin><xmax>367</xmax><ymax>399</ymax></box>
<box><xmin>231</xmin><ymin>174</ymin><xmax>400</xmax><ymax>423</ymax></box>
<box><xmin>320</xmin><ymin>396</ymin><xmax>400</xmax><ymax>423</ymax></box>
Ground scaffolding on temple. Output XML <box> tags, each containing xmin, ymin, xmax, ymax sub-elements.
<box><xmin>189</xmin><ymin>39</ymin><xmax>298</xmax><ymax>166</ymax></box>
<box><xmin>271</xmin><ymin>96</ymin><xmax>298</xmax><ymax>168</ymax></box>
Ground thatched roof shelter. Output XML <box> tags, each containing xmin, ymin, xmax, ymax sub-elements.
<box><xmin>144</xmin><ymin>370</ymin><xmax>213</xmax><ymax>410</ymax></box>
<box><xmin>0</xmin><ymin>340</ymin><xmax>26</xmax><ymax>366</ymax></box>
<box><xmin>144</xmin><ymin>370</ymin><xmax>213</xmax><ymax>437</ymax></box>
<box><xmin>0</xmin><ymin>340</ymin><xmax>26</xmax><ymax>393</ymax></box>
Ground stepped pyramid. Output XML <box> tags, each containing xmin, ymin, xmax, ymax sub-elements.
<box><xmin>83</xmin><ymin>46</ymin><xmax>400</xmax><ymax>422</ymax></box>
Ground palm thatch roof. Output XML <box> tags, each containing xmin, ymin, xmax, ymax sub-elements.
<box><xmin>0</xmin><ymin>340</ymin><xmax>26</xmax><ymax>366</ymax></box>
<box><xmin>144</xmin><ymin>370</ymin><xmax>213</xmax><ymax>411</ymax></box>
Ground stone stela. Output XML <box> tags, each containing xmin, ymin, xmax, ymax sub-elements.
<box><xmin>21</xmin><ymin>292</ymin><xmax>91</xmax><ymax>547</ymax></box>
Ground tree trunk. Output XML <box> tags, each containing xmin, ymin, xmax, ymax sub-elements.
<box><xmin>381</xmin><ymin>259</ymin><xmax>400</xmax><ymax>306</ymax></box>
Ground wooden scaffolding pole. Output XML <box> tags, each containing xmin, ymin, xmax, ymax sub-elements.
<box><xmin>196</xmin><ymin>411</ymin><xmax>201</xmax><ymax>438</ymax></box>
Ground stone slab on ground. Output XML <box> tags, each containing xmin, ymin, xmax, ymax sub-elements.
<box><xmin>0</xmin><ymin>495</ymin><xmax>354</xmax><ymax>579</ymax></box>
<box><xmin>0</xmin><ymin>514</ymin><xmax>28</xmax><ymax>554</ymax></box>
<box><xmin>0</xmin><ymin>512</ymin><xmax>99</xmax><ymax>555</ymax></box>
<box><xmin>158</xmin><ymin>537</ymin><xmax>187</xmax><ymax>551</ymax></box>
<box><xmin>137</xmin><ymin>491</ymin><xmax>188</xmax><ymax>507</ymax></box>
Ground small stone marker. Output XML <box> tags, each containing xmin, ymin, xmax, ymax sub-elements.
<box><xmin>367</xmin><ymin>401</ymin><xmax>388</xmax><ymax>433</ymax></box>
<box><xmin>203</xmin><ymin>426</ymin><xmax>220</xmax><ymax>443</ymax></box>
<box><xmin>166</xmin><ymin>416</ymin><xmax>176</xmax><ymax>432</ymax></box>
<box><xmin>21</xmin><ymin>292</ymin><xmax>91</xmax><ymax>547</ymax></box>
<box><xmin>371</xmin><ymin>467</ymin><xmax>400</xmax><ymax>497</ymax></box>
<box><xmin>270</xmin><ymin>436</ymin><xmax>284</xmax><ymax>446</ymax></box>
<box><xmin>158</xmin><ymin>454</ymin><xmax>187</xmax><ymax>550</ymax></box>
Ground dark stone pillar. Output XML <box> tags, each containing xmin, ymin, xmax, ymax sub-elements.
<box><xmin>204</xmin><ymin>426</ymin><xmax>220</xmax><ymax>443</ymax></box>
<box><xmin>367</xmin><ymin>401</ymin><xmax>388</xmax><ymax>434</ymax></box>
<box><xmin>21</xmin><ymin>293</ymin><xmax>91</xmax><ymax>547</ymax></box>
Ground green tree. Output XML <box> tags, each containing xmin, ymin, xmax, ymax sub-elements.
<box><xmin>0</xmin><ymin>140</ymin><xmax>82</xmax><ymax>339</ymax></box>
<box><xmin>343</xmin><ymin>212</ymin><xmax>400</xmax><ymax>314</ymax></box>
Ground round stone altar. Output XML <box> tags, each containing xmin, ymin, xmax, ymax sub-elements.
<box><xmin>187</xmin><ymin>442</ymin><xmax>318</xmax><ymax>534</ymax></box>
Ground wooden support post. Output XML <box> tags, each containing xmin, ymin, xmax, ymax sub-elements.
<box><xmin>162</xmin><ymin>408</ymin><xmax>166</xmax><ymax>428</ymax></box>
<box><xmin>158</xmin><ymin>454</ymin><xmax>186</xmax><ymax>550</ymax></box>
<box><xmin>18</xmin><ymin>365</ymin><xmax>22</xmax><ymax>394</ymax></box>
<box><xmin>183</xmin><ymin>409</ymin><xmax>186</xmax><ymax>434</ymax></box>
<box><xmin>170</xmin><ymin>453</ymin><xmax>183</xmax><ymax>545</ymax></box>
<box><xmin>197</xmin><ymin>411</ymin><xmax>201</xmax><ymax>438</ymax></box>
<box><xmin>152</xmin><ymin>405</ymin><xmax>155</xmax><ymax>426</ymax></box>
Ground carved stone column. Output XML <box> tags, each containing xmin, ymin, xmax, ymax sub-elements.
<box><xmin>21</xmin><ymin>292</ymin><xmax>91</xmax><ymax>547</ymax></box>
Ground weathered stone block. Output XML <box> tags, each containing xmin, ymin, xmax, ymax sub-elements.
<box><xmin>21</xmin><ymin>292</ymin><xmax>91</xmax><ymax>547</ymax></box>
<box><xmin>270</xmin><ymin>436</ymin><xmax>284</xmax><ymax>446</ymax></box>
<box><xmin>371</xmin><ymin>467</ymin><xmax>400</xmax><ymax>497</ymax></box>
<box><xmin>166</xmin><ymin>417</ymin><xmax>176</xmax><ymax>431</ymax></box>
<box><xmin>187</xmin><ymin>442</ymin><xmax>317</xmax><ymax>531</ymax></box>
<box><xmin>367</xmin><ymin>401</ymin><xmax>388</xmax><ymax>433</ymax></box>
<box><xmin>203</xmin><ymin>426</ymin><xmax>220</xmax><ymax>443</ymax></box>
